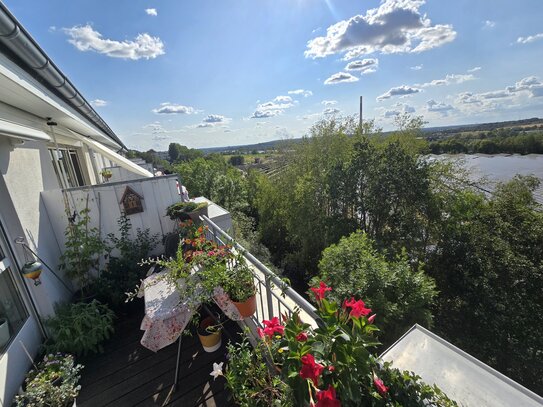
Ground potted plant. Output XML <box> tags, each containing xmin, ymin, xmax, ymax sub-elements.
<box><xmin>15</xmin><ymin>353</ymin><xmax>83</xmax><ymax>407</ymax></box>
<box><xmin>197</xmin><ymin>314</ymin><xmax>222</xmax><ymax>353</ymax></box>
<box><xmin>224</xmin><ymin>256</ymin><xmax>257</xmax><ymax>318</ymax></box>
<box><xmin>0</xmin><ymin>316</ymin><xmax>9</xmax><ymax>348</ymax></box>
<box><xmin>100</xmin><ymin>169</ymin><xmax>112</xmax><ymax>181</ymax></box>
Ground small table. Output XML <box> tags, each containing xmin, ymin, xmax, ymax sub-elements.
<box><xmin>138</xmin><ymin>271</ymin><xmax>243</xmax><ymax>387</ymax></box>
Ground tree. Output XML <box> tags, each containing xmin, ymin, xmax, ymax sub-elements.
<box><xmin>314</xmin><ymin>231</ymin><xmax>437</xmax><ymax>347</ymax></box>
<box><xmin>229</xmin><ymin>155</ymin><xmax>245</xmax><ymax>166</ymax></box>
<box><xmin>428</xmin><ymin>176</ymin><xmax>543</xmax><ymax>393</ymax></box>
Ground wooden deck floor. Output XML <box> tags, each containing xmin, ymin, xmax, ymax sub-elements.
<box><xmin>78</xmin><ymin>306</ymin><xmax>239</xmax><ymax>407</ymax></box>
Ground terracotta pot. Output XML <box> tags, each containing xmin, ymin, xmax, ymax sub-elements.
<box><xmin>197</xmin><ymin>316</ymin><xmax>222</xmax><ymax>353</ymax></box>
<box><xmin>232</xmin><ymin>294</ymin><xmax>257</xmax><ymax>318</ymax></box>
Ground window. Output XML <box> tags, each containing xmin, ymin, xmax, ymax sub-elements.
<box><xmin>0</xmin><ymin>247</ymin><xmax>28</xmax><ymax>353</ymax></box>
<box><xmin>49</xmin><ymin>147</ymin><xmax>86</xmax><ymax>188</ymax></box>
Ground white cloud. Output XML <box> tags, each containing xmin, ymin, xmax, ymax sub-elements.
<box><xmin>305</xmin><ymin>0</ymin><xmax>456</xmax><ymax>59</ymax></box>
<box><xmin>517</xmin><ymin>33</ymin><xmax>543</xmax><ymax>44</ymax></box>
<box><xmin>410</xmin><ymin>64</ymin><xmax>423</xmax><ymax>70</ymax></box>
<box><xmin>468</xmin><ymin>66</ymin><xmax>481</xmax><ymax>73</ymax></box>
<box><xmin>426</xmin><ymin>99</ymin><xmax>454</xmax><ymax>116</ymax></box>
<box><xmin>250</xmin><ymin>96</ymin><xmax>295</xmax><ymax>119</ymax></box>
<box><xmin>382</xmin><ymin>102</ymin><xmax>415</xmax><ymax>118</ymax></box>
<box><xmin>153</xmin><ymin>103</ymin><xmax>196</xmax><ymax>114</ymax></box>
<box><xmin>345</xmin><ymin>58</ymin><xmax>379</xmax><ymax>74</ymax></box>
<box><xmin>273</xmin><ymin>95</ymin><xmax>294</xmax><ymax>103</ymax></box>
<box><xmin>64</xmin><ymin>25</ymin><xmax>165</xmax><ymax>60</ymax></box>
<box><xmin>288</xmin><ymin>89</ymin><xmax>313</xmax><ymax>97</ymax></box>
<box><xmin>377</xmin><ymin>85</ymin><xmax>421</xmax><ymax>100</ymax></box>
<box><xmin>197</xmin><ymin>114</ymin><xmax>231</xmax><ymax>128</ymax></box>
<box><xmin>483</xmin><ymin>20</ymin><xmax>496</xmax><ymax>29</ymax></box>
<box><xmin>91</xmin><ymin>99</ymin><xmax>108</xmax><ymax>107</ymax></box>
<box><xmin>419</xmin><ymin>73</ymin><xmax>475</xmax><ymax>87</ymax></box>
<box><xmin>145</xmin><ymin>8</ymin><xmax>158</xmax><ymax>16</ymax></box>
<box><xmin>324</xmin><ymin>72</ymin><xmax>359</xmax><ymax>85</ymax></box>
<box><xmin>323</xmin><ymin>107</ymin><xmax>341</xmax><ymax>115</ymax></box>
<box><xmin>321</xmin><ymin>100</ymin><xmax>338</xmax><ymax>106</ymax></box>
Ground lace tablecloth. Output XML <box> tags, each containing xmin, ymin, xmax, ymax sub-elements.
<box><xmin>139</xmin><ymin>271</ymin><xmax>242</xmax><ymax>352</ymax></box>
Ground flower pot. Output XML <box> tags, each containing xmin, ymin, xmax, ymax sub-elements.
<box><xmin>197</xmin><ymin>316</ymin><xmax>222</xmax><ymax>353</ymax></box>
<box><xmin>0</xmin><ymin>317</ymin><xmax>10</xmax><ymax>348</ymax></box>
<box><xmin>232</xmin><ymin>294</ymin><xmax>257</xmax><ymax>318</ymax></box>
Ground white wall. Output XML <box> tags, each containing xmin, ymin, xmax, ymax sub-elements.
<box><xmin>41</xmin><ymin>175</ymin><xmax>182</xmax><ymax>260</ymax></box>
<box><xmin>0</xmin><ymin>137</ymin><xmax>68</xmax><ymax>315</ymax></box>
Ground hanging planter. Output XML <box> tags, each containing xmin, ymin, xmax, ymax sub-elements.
<box><xmin>100</xmin><ymin>169</ymin><xmax>112</xmax><ymax>182</ymax></box>
<box><xmin>21</xmin><ymin>261</ymin><xmax>43</xmax><ymax>286</ymax></box>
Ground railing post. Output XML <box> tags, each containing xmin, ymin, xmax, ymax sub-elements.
<box><xmin>265</xmin><ymin>274</ymin><xmax>274</xmax><ymax>320</ymax></box>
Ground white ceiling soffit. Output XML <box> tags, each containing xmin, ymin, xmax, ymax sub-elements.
<box><xmin>0</xmin><ymin>118</ymin><xmax>50</xmax><ymax>141</ymax></box>
<box><xmin>0</xmin><ymin>53</ymin><xmax>120</xmax><ymax>150</ymax></box>
<box><xmin>380</xmin><ymin>324</ymin><xmax>543</xmax><ymax>407</ymax></box>
<box><xmin>67</xmin><ymin>130</ymin><xmax>152</xmax><ymax>178</ymax></box>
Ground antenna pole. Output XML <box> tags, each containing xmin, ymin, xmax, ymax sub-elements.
<box><xmin>359</xmin><ymin>96</ymin><xmax>363</xmax><ymax>132</ymax></box>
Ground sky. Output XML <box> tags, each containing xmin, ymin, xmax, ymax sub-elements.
<box><xmin>4</xmin><ymin>0</ymin><xmax>543</xmax><ymax>150</ymax></box>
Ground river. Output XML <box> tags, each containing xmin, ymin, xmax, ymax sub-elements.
<box><xmin>429</xmin><ymin>154</ymin><xmax>543</xmax><ymax>204</ymax></box>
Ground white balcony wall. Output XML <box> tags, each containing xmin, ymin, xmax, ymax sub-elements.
<box><xmin>41</xmin><ymin>175</ymin><xmax>182</xmax><ymax>266</ymax></box>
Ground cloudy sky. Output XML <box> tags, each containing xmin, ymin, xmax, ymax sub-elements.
<box><xmin>5</xmin><ymin>0</ymin><xmax>543</xmax><ymax>150</ymax></box>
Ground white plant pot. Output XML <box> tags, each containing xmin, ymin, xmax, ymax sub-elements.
<box><xmin>0</xmin><ymin>318</ymin><xmax>10</xmax><ymax>348</ymax></box>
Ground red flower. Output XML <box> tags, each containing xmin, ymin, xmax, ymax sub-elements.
<box><xmin>327</xmin><ymin>365</ymin><xmax>335</xmax><ymax>372</ymax></box>
<box><xmin>373</xmin><ymin>376</ymin><xmax>389</xmax><ymax>397</ymax></box>
<box><xmin>311</xmin><ymin>282</ymin><xmax>332</xmax><ymax>301</ymax></box>
<box><xmin>299</xmin><ymin>354</ymin><xmax>324</xmax><ymax>386</ymax></box>
<box><xmin>296</xmin><ymin>332</ymin><xmax>308</xmax><ymax>342</ymax></box>
<box><xmin>261</xmin><ymin>317</ymin><xmax>285</xmax><ymax>337</ymax></box>
<box><xmin>315</xmin><ymin>385</ymin><xmax>341</xmax><ymax>407</ymax></box>
<box><xmin>368</xmin><ymin>314</ymin><xmax>376</xmax><ymax>324</ymax></box>
<box><xmin>343</xmin><ymin>297</ymin><xmax>372</xmax><ymax>318</ymax></box>
<box><xmin>257</xmin><ymin>327</ymin><xmax>264</xmax><ymax>338</ymax></box>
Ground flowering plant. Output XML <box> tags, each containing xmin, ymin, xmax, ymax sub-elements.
<box><xmin>252</xmin><ymin>282</ymin><xmax>457</xmax><ymax>406</ymax></box>
<box><xmin>15</xmin><ymin>353</ymin><xmax>83</xmax><ymax>407</ymax></box>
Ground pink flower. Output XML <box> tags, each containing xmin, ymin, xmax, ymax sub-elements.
<box><xmin>327</xmin><ymin>365</ymin><xmax>335</xmax><ymax>372</ymax></box>
<box><xmin>343</xmin><ymin>297</ymin><xmax>372</xmax><ymax>318</ymax></box>
<box><xmin>296</xmin><ymin>332</ymin><xmax>308</xmax><ymax>342</ymax></box>
<box><xmin>311</xmin><ymin>282</ymin><xmax>332</xmax><ymax>301</ymax></box>
<box><xmin>299</xmin><ymin>354</ymin><xmax>324</xmax><ymax>386</ymax></box>
<box><xmin>315</xmin><ymin>385</ymin><xmax>341</xmax><ymax>407</ymax></box>
<box><xmin>368</xmin><ymin>314</ymin><xmax>376</xmax><ymax>324</ymax></box>
<box><xmin>373</xmin><ymin>376</ymin><xmax>389</xmax><ymax>397</ymax></box>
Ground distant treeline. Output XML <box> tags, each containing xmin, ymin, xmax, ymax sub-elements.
<box><xmin>429</xmin><ymin>129</ymin><xmax>543</xmax><ymax>154</ymax></box>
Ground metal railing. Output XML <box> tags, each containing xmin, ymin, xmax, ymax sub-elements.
<box><xmin>201</xmin><ymin>215</ymin><xmax>320</xmax><ymax>333</ymax></box>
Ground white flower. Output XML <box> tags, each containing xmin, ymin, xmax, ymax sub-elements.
<box><xmin>209</xmin><ymin>362</ymin><xmax>224</xmax><ymax>380</ymax></box>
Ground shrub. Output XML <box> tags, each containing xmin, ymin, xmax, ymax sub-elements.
<box><xmin>45</xmin><ymin>300</ymin><xmax>115</xmax><ymax>356</ymax></box>
<box><xmin>313</xmin><ymin>231</ymin><xmax>437</xmax><ymax>347</ymax></box>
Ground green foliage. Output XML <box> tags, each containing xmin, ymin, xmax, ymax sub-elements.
<box><xmin>314</xmin><ymin>232</ymin><xmax>437</xmax><ymax>347</ymax></box>
<box><xmin>428</xmin><ymin>175</ymin><xmax>543</xmax><ymax>394</ymax></box>
<box><xmin>59</xmin><ymin>208</ymin><xmax>107</xmax><ymax>294</ymax></box>
<box><xmin>96</xmin><ymin>215</ymin><xmax>159</xmax><ymax>308</ymax></box>
<box><xmin>168</xmin><ymin>142</ymin><xmax>203</xmax><ymax>163</ymax></box>
<box><xmin>45</xmin><ymin>300</ymin><xmax>115</xmax><ymax>356</ymax></box>
<box><xmin>174</xmin><ymin>156</ymin><xmax>248</xmax><ymax>214</ymax></box>
<box><xmin>15</xmin><ymin>353</ymin><xmax>83</xmax><ymax>407</ymax></box>
<box><xmin>375</xmin><ymin>361</ymin><xmax>457</xmax><ymax>407</ymax></box>
<box><xmin>166</xmin><ymin>201</ymin><xmax>208</xmax><ymax>220</ymax></box>
<box><xmin>225</xmin><ymin>339</ymin><xmax>293</xmax><ymax>407</ymax></box>
<box><xmin>429</xmin><ymin>129</ymin><xmax>543</xmax><ymax>154</ymax></box>
<box><xmin>256</xmin><ymin>283</ymin><xmax>455</xmax><ymax>406</ymax></box>
<box><xmin>229</xmin><ymin>155</ymin><xmax>245</xmax><ymax>166</ymax></box>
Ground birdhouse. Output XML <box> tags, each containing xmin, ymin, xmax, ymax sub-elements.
<box><xmin>120</xmin><ymin>186</ymin><xmax>144</xmax><ymax>215</ymax></box>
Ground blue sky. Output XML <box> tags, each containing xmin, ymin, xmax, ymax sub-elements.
<box><xmin>4</xmin><ymin>0</ymin><xmax>543</xmax><ymax>150</ymax></box>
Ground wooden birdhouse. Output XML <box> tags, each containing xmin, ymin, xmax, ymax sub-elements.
<box><xmin>120</xmin><ymin>186</ymin><xmax>144</xmax><ymax>215</ymax></box>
